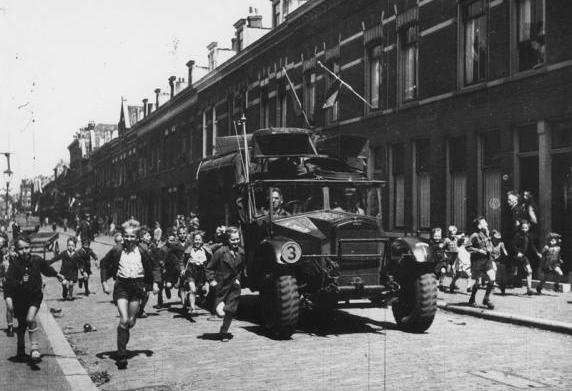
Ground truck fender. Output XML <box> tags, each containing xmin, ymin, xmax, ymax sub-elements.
<box><xmin>389</xmin><ymin>237</ymin><xmax>435</xmax><ymax>282</ymax></box>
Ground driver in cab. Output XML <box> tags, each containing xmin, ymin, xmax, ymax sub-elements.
<box><xmin>264</xmin><ymin>187</ymin><xmax>291</xmax><ymax>218</ymax></box>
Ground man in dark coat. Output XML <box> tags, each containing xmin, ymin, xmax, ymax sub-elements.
<box><xmin>99</xmin><ymin>220</ymin><xmax>161</xmax><ymax>369</ymax></box>
<box><xmin>206</xmin><ymin>226</ymin><xmax>245</xmax><ymax>342</ymax></box>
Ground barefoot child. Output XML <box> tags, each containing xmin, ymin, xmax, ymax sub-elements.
<box><xmin>4</xmin><ymin>237</ymin><xmax>63</xmax><ymax>362</ymax></box>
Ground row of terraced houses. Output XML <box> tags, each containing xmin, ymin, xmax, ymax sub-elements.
<box><xmin>41</xmin><ymin>0</ymin><xmax>572</xmax><ymax>275</ymax></box>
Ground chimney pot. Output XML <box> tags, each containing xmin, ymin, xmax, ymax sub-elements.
<box><xmin>186</xmin><ymin>60</ymin><xmax>195</xmax><ymax>85</ymax></box>
<box><xmin>142</xmin><ymin>98</ymin><xmax>148</xmax><ymax>117</ymax></box>
<box><xmin>154</xmin><ymin>88</ymin><xmax>161</xmax><ymax>109</ymax></box>
<box><xmin>168</xmin><ymin>76</ymin><xmax>176</xmax><ymax>98</ymax></box>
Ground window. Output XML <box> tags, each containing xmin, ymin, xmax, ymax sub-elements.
<box><xmin>276</xmin><ymin>82</ymin><xmax>287</xmax><ymax>126</ymax></box>
<box><xmin>282</xmin><ymin>0</ymin><xmax>290</xmax><ymax>18</ymax></box>
<box><xmin>260</xmin><ymin>86</ymin><xmax>270</xmax><ymax>128</ymax></box>
<box><xmin>415</xmin><ymin>140</ymin><xmax>431</xmax><ymax>229</ymax></box>
<box><xmin>272</xmin><ymin>1</ymin><xmax>281</xmax><ymax>27</ymax></box>
<box><xmin>392</xmin><ymin>143</ymin><xmax>405</xmax><ymax>228</ymax></box>
<box><xmin>399</xmin><ymin>25</ymin><xmax>418</xmax><ymax>101</ymax></box>
<box><xmin>304</xmin><ymin>71</ymin><xmax>316</xmax><ymax>117</ymax></box>
<box><xmin>463</xmin><ymin>0</ymin><xmax>487</xmax><ymax>85</ymax></box>
<box><xmin>516</xmin><ymin>0</ymin><xmax>545</xmax><ymax>71</ymax></box>
<box><xmin>448</xmin><ymin>137</ymin><xmax>467</xmax><ymax>230</ymax></box>
<box><xmin>367</xmin><ymin>44</ymin><xmax>383</xmax><ymax>110</ymax></box>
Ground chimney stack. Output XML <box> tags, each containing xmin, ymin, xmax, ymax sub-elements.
<box><xmin>186</xmin><ymin>60</ymin><xmax>195</xmax><ymax>86</ymax></box>
<box><xmin>247</xmin><ymin>7</ymin><xmax>262</xmax><ymax>28</ymax></box>
<box><xmin>154</xmin><ymin>88</ymin><xmax>161</xmax><ymax>109</ymax></box>
<box><xmin>168</xmin><ymin>76</ymin><xmax>176</xmax><ymax>98</ymax></box>
<box><xmin>142</xmin><ymin>98</ymin><xmax>148</xmax><ymax>117</ymax></box>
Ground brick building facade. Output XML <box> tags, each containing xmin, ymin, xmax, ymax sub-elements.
<box><xmin>50</xmin><ymin>0</ymin><xmax>572</xmax><ymax>273</ymax></box>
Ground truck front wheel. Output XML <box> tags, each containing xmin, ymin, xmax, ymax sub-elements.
<box><xmin>392</xmin><ymin>273</ymin><xmax>437</xmax><ymax>333</ymax></box>
<box><xmin>261</xmin><ymin>275</ymin><xmax>300</xmax><ymax>338</ymax></box>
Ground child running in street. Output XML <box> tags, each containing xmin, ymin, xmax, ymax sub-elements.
<box><xmin>206</xmin><ymin>226</ymin><xmax>245</xmax><ymax>342</ymax></box>
<box><xmin>182</xmin><ymin>231</ymin><xmax>212</xmax><ymax>314</ymax></box>
<box><xmin>449</xmin><ymin>235</ymin><xmax>472</xmax><ymax>293</ymax></box>
<box><xmin>511</xmin><ymin>220</ymin><xmax>541</xmax><ymax>296</ymax></box>
<box><xmin>100</xmin><ymin>220</ymin><xmax>161</xmax><ymax>369</ymax></box>
<box><xmin>467</xmin><ymin>217</ymin><xmax>496</xmax><ymax>309</ymax></box>
<box><xmin>75</xmin><ymin>238</ymin><xmax>98</xmax><ymax>295</ymax></box>
<box><xmin>490</xmin><ymin>230</ymin><xmax>509</xmax><ymax>294</ymax></box>
<box><xmin>1</xmin><ymin>235</ymin><xmax>15</xmax><ymax>337</ymax></box>
<box><xmin>536</xmin><ymin>233</ymin><xmax>564</xmax><ymax>294</ymax></box>
<box><xmin>428</xmin><ymin>228</ymin><xmax>448</xmax><ymax>290</ymax></box>
<box><xmin>51</xmin><ymin>237</ymin><xmax>80</xmax><ymax>300</ymax></box>
<box><xmin>4</xmin><ymin>236</ymin><xmax>63</xmax><ymax>362</ymax></box>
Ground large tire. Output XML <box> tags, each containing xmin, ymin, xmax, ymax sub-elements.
<box><xmin>261</xmin><ymin>275</ymin><xmax>300</xmax><ymax>338</ymax></box>
<box><xmin>392</xmin><ymin>273</ymin><xmax>437</xmax><ymax>333</ymax></box>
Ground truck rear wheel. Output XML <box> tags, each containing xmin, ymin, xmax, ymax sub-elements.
<box><xmin>261</xmin><ymin>275</ymin><xmax>300</xmax><ymax>338</ymax></box>
<box><xmin>392</xmin><ymin>273</ymin><xmax>437</xmax><ymax>333</ymax></box>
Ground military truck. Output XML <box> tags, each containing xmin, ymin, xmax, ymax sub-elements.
<box><xmin>197</xmin><ymin>128</ymin><xmax>438</xmax><ymax>337</ymax></box>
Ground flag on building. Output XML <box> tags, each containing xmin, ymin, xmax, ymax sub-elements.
<box><xmin>322</xmin><ymin>79</ymin><xmax>341</xmax><ymax>109</ymax></box>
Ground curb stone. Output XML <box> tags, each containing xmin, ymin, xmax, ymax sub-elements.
<box><xmin>437</xmin><ymin>301</ymin><xmax>572</xmax><ymax>335</ymax></box>
<box><xmin>37</xmin><ymin>301</ymin><xmax>99</xmax><ymax>391</ymax></box>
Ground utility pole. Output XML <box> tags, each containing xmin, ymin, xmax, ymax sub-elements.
<box><xmin>1</xmin><ymin>152</ymin><xmax>13</xmax><ymax>219</ymax></box>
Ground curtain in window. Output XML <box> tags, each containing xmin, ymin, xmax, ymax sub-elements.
<box><xmin>418</xmin><ymin>173</ymin><xmax>431</xmax><ymax>229</ymax></box>
<box><xmin>451</xmin><ymin>172</ymin><xmax>467</xmax><ymax>231</ymax></box>
<box><xmin>394</xmin><ymin>175</ymin><xmax>405</xmax><ymax>227</ymax></box>
<box><xmin>465</xmin><ymin>19</ymin><xmax>476</xmax><ymax>84</ymax></box>
<box><xmin>370</xmin><ymin>57</ymin><xmax>381</xmax><ymax>108</ymax></box>
<box><xmin>518</xmin><ymin>0</ymin><xmax>532</xmax><ymax>42</ymax></box>
<box><xmin>403</xmin><ymin>45</ymin><xmax>416</xmax><ymax>100</ymax></box>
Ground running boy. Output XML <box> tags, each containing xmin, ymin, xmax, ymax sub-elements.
<box><xmin>466</xmin><ymin>217</ymin><xmax>496</xmax><ymax>309</ymax></box>
<box><xmin>4</xmin><ymin>237</ymin><xmax>63</xmax><ymax>362</ymax></box>
<box><xmin>51</xmin><ymin>237</ymin><xmax>80</xmax><ymax>300</ymax></box>
<box><xmin>74</xmin><ymin>238</ymin><xmax>98</xmax><ymax>295</ymax></box>
<box><xmin>206</xmin><ymin>227</ymin><xmax>245</xmax><ymax>342</ymax></box>
<box><xmin>100</xmin><ymin>220</ymin><xmax>161</xmax><ymax>369</ymax></box>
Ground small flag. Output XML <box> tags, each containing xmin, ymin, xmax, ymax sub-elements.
<box><xmin>282</xmin><ymin>67</ymin><xmax>311</xmax><ymax>127</ymax></box>
<box><xmin>322</xmin><ymin>79</ymin><xmax>341</xmax><ymax>109</ymax></box>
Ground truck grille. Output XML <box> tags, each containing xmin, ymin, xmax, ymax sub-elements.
<box><xmin>335</xmin><ymin>226</ymin><xmax>382</xmax><ymax>286</ymax></box>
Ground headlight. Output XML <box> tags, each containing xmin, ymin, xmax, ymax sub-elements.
<box><xmin>280</xmin><ymin>241</ymin><xmax>302</xmax><ymax>264</ymax></box>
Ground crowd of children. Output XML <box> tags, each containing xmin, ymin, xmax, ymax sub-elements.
<box><xmin>428</xmin><ymin>190</ymin><xmax>565</xmax><ymax>309</ymax></box>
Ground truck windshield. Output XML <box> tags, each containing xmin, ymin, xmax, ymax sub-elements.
<box><xmin>252</xmin><ymin>182</ymin><xmax>381</xmax><ymax>219</ymax></box>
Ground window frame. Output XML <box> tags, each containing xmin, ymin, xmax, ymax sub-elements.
<box><xmin>397</xmin><ymin>22</ymin><xmax>419</xmax><ymax>104</ymax></box>
<box><xmin>460</xmin><ymin>0</ymin><xmax>489</xmax><ymax>87</ymax></box>
<box><xmin>512</xmin><ymin>0</ymin><xmax>546</xmax><ymax>73</ymax></box>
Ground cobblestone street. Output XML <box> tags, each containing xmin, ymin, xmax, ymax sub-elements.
<box><xmin>31</xmin><ymin>232</ymin><xmax>572</xmax><ymax>390</ymax></box>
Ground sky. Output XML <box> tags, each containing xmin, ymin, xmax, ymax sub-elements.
<box><xmin>0</xmin><ymin>0</ymin><xmax>271</xmax><ymax>190</ymax></box>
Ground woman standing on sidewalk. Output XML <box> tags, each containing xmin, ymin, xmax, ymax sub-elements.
<box><xmin>100</xmin><ymin>220</ymin><xmax>161</xmax><ymax>369</ymax></box>
<box><xmin>4</xmin><ymin>236</ymin><xmax>63</xmax><ymax>362</ymax></box>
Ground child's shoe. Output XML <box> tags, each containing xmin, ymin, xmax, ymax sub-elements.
<box><xmin>536</xmin><ymin>286</ymin><xmax>542</xmax><ymax>295</ymax></box>
<box><xmin>527</xmin><ymin>288</ymin><xmax>535</xmax><ymax>296</ymax></box>
<box><xmin>554</xmin><ymin>282</ymin><xmax>560</xmax><ymax>292</ymax></box>
<box><xmin>6</xmin><ymin>325</ymin><xmax>14</xmax><ymax>337</ymax></box>
<box><xmin>482</xmin><ymin>299</ymin><xmax>495</xmax><ymax>310</ymax></box>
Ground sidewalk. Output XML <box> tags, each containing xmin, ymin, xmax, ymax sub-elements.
<box><xmin>437</xmin><ymin>278</ymin><xmax>572</xmax><ymax>334</ymax></box>
<box><xmin>0</xmin><ymin>294</ymin><xmax>72</xmax><ymax>391</ymax></box>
